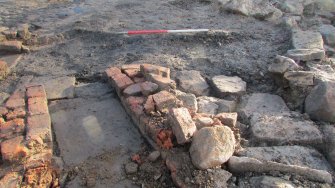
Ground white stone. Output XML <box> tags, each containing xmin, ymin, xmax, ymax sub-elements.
<box><xmin>190</xmin><ymin>126</ymin><xmax>235</xmax><ymax>169</ymax></box>
<box><xmin>169</xmin><ymin>108</ymin><xmax>197</xmax><ymax>144</ymax></box>
<box><xmin>175</xmin><ymin>90</ymin><xmax>198</xmax><ymax>114</ymax></box>
<box><xmin>211</xmin><ymin>75</ymin><xmax>246</xmax><ymax>97</ymax></box>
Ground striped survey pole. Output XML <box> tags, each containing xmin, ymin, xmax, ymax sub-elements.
<box><xmin>116</xmin><ymin>29</ymin><xmax>210</xmax><ymax>35</ymax></box>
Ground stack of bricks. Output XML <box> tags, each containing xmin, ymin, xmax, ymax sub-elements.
<box><xmin>0</xmin><ymin>85</ymin><xmax>59</xmax><ymax>187</ymax></box>
<box><xmin>106</xmin><ymin>64</ymin><xmax>178</xmax><ymax>149</ymax></box>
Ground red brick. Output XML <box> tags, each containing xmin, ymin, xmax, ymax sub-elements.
<box><xmin>0</xmin><ymin>106</ymin><xmax>8</xmax><ymax>116</ymax></box>
<box><xmin>0</xmin><ymin>172</ymin><xmax>23</xmax><ymax>188</ymax></box>
<box><xmin>26</xmin><ymin>85</ymin><xmax>46</xmax><ymax>98</ymax></box>
<box><xmin>121</xmin><ymin>64</ymin><xmax>141</xmax><ymax>71</ymax></box>
<box><xmin>140</xmin><ymin>81</ymin><xmax>158</xmax><ymax>96</ymax></box>
<box><xmin>0</xmin><ymin>118</ymin><xmax>25</xmax><ymax>139</ymax></box>
<box><xmin>28</xmin><ymin>97</ymin><xmax>48</xmax><ymax>115</ymax></box>
<box><xmin>6</xmin><ymin>107</ymin><xmax>26</xmax><ymax>120</ymax></box>
<box><xmin>26</xmin><ymin>114</ymin><xmax>52</xmax><ymax>148</ymax></box>
<box><xmin>112</xmin><ymin>73</ymin><xmax>134</xmax><ymax>91</ymax></box>
<box><xmin>156</xmin><ymin>129</ymin><xmax>173</xmax><ymax>149</ymax></box>
<box><xmin>9</xmin><ymin>90</ymin><xmax>25</xmax><ymax>99</ymax></box>
<box><xmin>23</xmin><ymin>167</ymin><xmax>55</xmax><ymax>187</ymax></box>
<box><xmin>0</xmin><ymin>41</ymin><xmax>22</xmax><ymax>53</ymax></box>
<box><xmin>152</xmin><ymin>91</ymin><xmax>176</xmax><ymax>112</ymax></box>
<box><xmin>140</xmin><ymin>64</ymin><xmax>170</xmax><ymax>78</ymax></box>
<box><xmin>1</xmin><ymin>136</ymin><xmax>28</xmax><ymax>162</ymax></box>
<box><xmin>123</xmin><ymin>83</ymin><xmax>142</xmax><ymax>96</ymax></box>
<box><xmin>129</xmin><ymin>104</ymin><xmax>144</xmax><ymax>119</ymax></box>
<box><xmin>126</xmin><ymin>96</ymin><xmax>145</xmax><ymax>106</ymax></box>
<box><xmin>144</xmin><ymin>95</ymin><xmax>155</xmax><ymax>114</ymax></box>
<box><xmin>124</xmin><ymin>69</ymin><xmax>141</xmax><ymax>78</ymax></box>
<box><xmin>0</xmin><ymin>60</ymin><xmax>9</xmax><ymax>80</ymax></box>
<box><xmin>105</xmin><ymin>67</ymin><xmax>121</xmax><ymax>79</ymax></box>
<box><xmin>5</xmin><ymin>98</ymin><xmax>25</xmax><ymax>110</ymax></box>
<box><xmin>215</xmin><ymin>112</ymin><xmax>238</xmax><ymax>127</ymax></box>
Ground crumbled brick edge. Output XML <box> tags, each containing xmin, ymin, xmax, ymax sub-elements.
<box><xmin>0</xmin><ymin>85</ymin><xmax>60</xmax><ymax>187</ymax></box>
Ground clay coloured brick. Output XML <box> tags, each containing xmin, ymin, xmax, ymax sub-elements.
<box><xmin>144</xmin><ymin>95</ymin><xmax>155</xmax><ymax>114</ymax></box>
<box><xmin>121</xmin><ymin>64</ymin><xmax>141</xmax><ymax>71</ymax></box>
<box><xmin>6</xmin><ymin>107</ymin><xmax>26</xmax><ymax>120</ymax></box>
<box><xmin>126</xmin><ymin>96</ymin><xmax>145</xmax><ymax>105</ymax></box>
<box><xmin>112</xmin><ymin>73</ymin><xmax>134</xmax><ymax>91</ymax></box>
<box><xmin>23</xmin><ymin>167</ymin><xmax>55</xmax><ymax>187</ymax></box>
<box><xmin>1</xmin><ymin>136</ymin><xmax>28</xmax><ymax>162</ymax></box>
<box><xmin>147</xmin><ymin>73</ymin><xmax>176</xmax><ymax>90</ymax></box>
<box><xmin>105</xmin><ymin>67</ymin><xmax>122</xmax><ymax>79</ymax></box>
<box><xmin>26</xmin><ymin>114</ymin><xmax>52</xmax><ymax>147</ymax></box>
<box><xmin>215</xmin><ymin>112</ymin><xmax>238</xmax><ymax>127</ymax></box>
<box><xmin>0</xmin><ymin>118</ymin><xmax>25</xmax><ymax>139</ymax></box>
<box><xmin>129</xmin><ymin>104</ymin><xmax>144</xmax><ymax>119</ymax></box>
<box><xmin>169</xmin><ymin>108</ymin><xmax>197</xmax><ymax>144</ymax></box>
<box><xmin>26</xmin><ymin>85</ymin><xmax>47</xmax><ymax>98</ymax></box>
<box><xmin>28</xmin><ymin>97</ymin><xmax>48</xmax><ymax>115</ymax></box>
<box><xmin>0</xmin><ymin>117</ymin><xmax>4</xmax><ymax>124</ymax></box>
<box><xmin>152</xmin><ymin>91</ymin><xmax>176</xmax><ymax>112</ymax></box>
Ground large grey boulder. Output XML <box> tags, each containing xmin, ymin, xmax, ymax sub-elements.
<box><xmin>305</xmin><ymin>81</ymin><xmax>335</xmax><ymax>123</ymax></box>
<box><xmin>190</xmin><ymin>126</ymin><xmax>235</xmax><ymax>169</ymax></box>
<box><xmin>250</xmin><ymin>113</ymin><xmax>323</xmax><ymax>146</ymax></box>
<box><xmin>175</xmin><ymin>70</ymin><xmax>210</xmax><ymax>96</ymax></box>
<box><xmin>197</xmin><ymin>96</ymin><xmax>237</xmax><ymax>115</ymax></box>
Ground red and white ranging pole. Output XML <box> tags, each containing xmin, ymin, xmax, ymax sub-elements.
<box><xmin>116</xmin><ymin>29</ymin><xmax>210</xmax><ymax>35</ymax></box>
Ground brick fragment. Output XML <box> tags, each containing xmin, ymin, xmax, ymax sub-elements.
<box><xmin>6</xmin><ymin>107</ymin><xmax>26</xmax><ymax>120</ymax></box>
<box><xmin>111</xmin><ymin>73</ymin><xmax>134</xmax><ymax>91</ymax></box>
<box><xmin>144</xmin><ymin>95</ymin><xmax>155</xmax><ymax>114</ymax></box>
<box><xmin>105</xmin><ymin>67</ymin><xmax>122</xmax><ymax>79</ymax></box>
<box><xmin>215</xmin><ymin>112</ymin><xmax>238</xmax><ymax>127</ymax></box>
<box><xmin>1</xmin><ymin>136</ymin><xmax>28</xmax><ymax>162</ymax></box>
<box><xmin>5</xmin><ymin>98</ymin><xmax>25</xmax><ymax>110</ymax></box>
<box><xmin>26</xmin><ymin>85</ymin><xmax>46</xmax><ymax>98</ymax></box>
<box><xmin>0</xmin><ymin>118</ymin><xmax>25</xmax><ymax>139</ymax></box>
<box><xmin>124</xmin><ymin>69</ymin><xmax>141</xmax><ymax>78</ymax></box>
<box><xmin>0</xmin><ymin>172</ymin><xmax>22</xmax><ymax>188</ymax></box>
<box><xmin>0</xmin><ymin>60</ymin><xmax>9</xmax><ymax>80</ymax></box>
<box><xmin>26</xmin><ymin>114</ymin><xmax>52</xmax><ymax>148</ymax></box>
<box><xmin>0</xmin><ymin>106</ymin><xmax>8</xmax><ymax>116</ymax></box>
<box><xmin>140</xmin><ymin>64</ymin><xmax>170</xmax><ymax>78</ymax></box>
<box><xmin>126</xmin><ymin>96</ymin><xmax>145</xmax><ymax>105</ymax></box>
<box><xmin>28</xmin><ymin>97</ymin><xmax>48</xmax><ymax>115</ymax></box>
<box><xmin>147</xmin><ymin>73</ymin><xmax>176</xmax><ymax>90</ymax></box>
<box><xmin>169</xmin><ymin>108</ymin><xmax>197</xmax><ymax>144</ymax></box>
<box><xmin>0</xmin><ymin>41</ymin><xmax>22</xmax><ymax>53</ymax></box>
<box><xmin>152</xmin><ymin>91</ymin><xmax>176</xmax><ymax>112</ymax></box>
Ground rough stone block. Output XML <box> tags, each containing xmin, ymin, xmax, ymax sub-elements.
<box><xmin>152</xmin><ymin>91</ymin><xmax>176</xmax><ymax>112</ymax></box>
<box><xmin>176</xmin><ymin>70</ymin><xmax>209</xmax><ymax>96</ymax></box>
<box><xmin>169</xmin><ymin>108</ymin><xmax>197</xmax><ymax>144</ymax></box>
<box><xmin>211</xmin><ymin>75</ymin><xmax>246</xmax><ymax>97</ymax></box>
<box><xmin>215</xmin><ymin>112</ymin><xmax>238</xmax><ymax>127</ymax></box>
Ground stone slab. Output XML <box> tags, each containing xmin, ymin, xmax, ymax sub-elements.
<box><xmin>30</xmin><ymin>76</ymin><xmax>75</xmax><ymax>100</ymax></box>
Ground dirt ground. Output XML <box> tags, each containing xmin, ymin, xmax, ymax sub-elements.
<box><xmin>0</xmin><ymin>0</ymin><xmax>321</xmax><ymax>187</ymax></box>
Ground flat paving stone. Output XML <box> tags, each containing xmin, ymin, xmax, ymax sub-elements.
<box><xmin>237</xmin><ymin>145</ymin><xmax>333</xmax><ymax>172</ymax></box>
<box><xmin>30</xmin><ymin>76</ymin><xmax>75</xmax><ymax>100</ymax></box>
<box><xmin>51</xmin><ymin>96</ymin><xmax>143</xmax><ymax>165</ymax></box>
<box><xmin>74</xmin><ymin>82</ymin><xmax>112</xmax><ymax>98</ymax></box>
